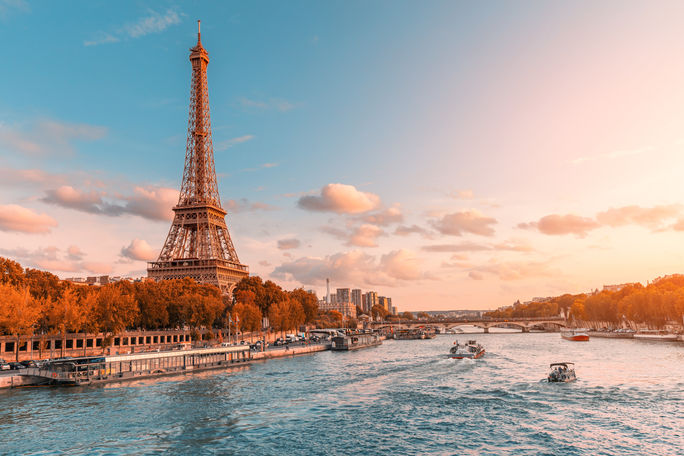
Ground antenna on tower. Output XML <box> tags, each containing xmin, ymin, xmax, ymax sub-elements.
<box><xmin>197</xmin><ymin>20</ymin><xmax>201</xmax><ymax>43</ymax></box>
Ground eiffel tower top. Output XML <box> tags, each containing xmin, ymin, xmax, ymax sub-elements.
<box><xmin>178</xmin><ymin>19</ymin><xmax>221</xmax><ymax>209</ymax></box>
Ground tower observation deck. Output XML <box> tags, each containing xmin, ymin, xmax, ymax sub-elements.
<box><xmin>148</xmin><ymin>21</ymin><xmax>249</xmax><ymax>297</ymax></box>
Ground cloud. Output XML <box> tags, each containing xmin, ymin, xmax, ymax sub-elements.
<box><xmin>321</xmin><ymin>224</ymin><xmax>385</xmax><ymax>247</ymax></box>
<box><xmin>596</xmin><ymin>205</ymin><xmax>681</xmax><ymax>229</ymax></box>
<box><xmin>79</xmin><ymin>262</ymin><xmax>113</xmax><ymax>274</ymax></box>
<box><xmin>0</xmin><ymin>119</ymin><xmax>107</xmax><ymax>156</ymax></box>
<box><xmin>348</xmin><ymin>224</ymin><xmax>384</xmax><ymax>247</ymax></box>
<box><xmin>277</xmin><ymin>238</ymin><xmax>301</xmax><ymax>250</ymax></box>
<box><xmin>273</xmin><ymin>249</ymin><xmax>426</xmax><ymax>287</ymax></box>
<box><xmin>258</xmin><ymin>260</ymin><xmax>271</xmax><ymax>267</ymax></box>
<box><xmin>0</xmin><ymin>167</ymin><xmax>67</xmax><ymax>188</ymax></box>
<box><xmin>394</xmin><ymin>224</ymin><xmax>431</xmax><ymax>238</ymax></box>
<box><xmin>0</xmin><ymin>245</ymin><xmax>109</xmax><ymax>274</ymax></box>
<box><xmin>124</xmin><ymin>186</ymin><xmax>178</xmax><ymax>221</ymax></box>
<box><xmin>518</xmin><ymin>214</ymin><xmax>599</xmax><ymax>237</ymax></box>
<box><xmin>571</xmin><ymin>146</ymin><xmax>653</xmax><ymax>165</ymax></box>
<box><xmin>380</xmin><ymin>249</ymin><xmax>422</xmax><ymax>281</ymax></box>
<box><xmin>361</xmin><ymin>205</ymin><xmax>403</xmax><ymax>226</ymax></box>
<box><xmin>42</xmin><ymin>185</ymin><xmax>178</xmax><ymax>221</ymax></box>
<box><xmin>470</xmin><ymin>260</ymin><xmax>557</xmax><ymax>281</ymax></box>
<box><xmin>298</xmin><ymin>183</ymin><xmax>381</xmax><ymax>214</ymax></box>
<box><xmin>0</xmin><ymin>204</ymin><xmax>57</xmax><ymax>234</ymax></box>
<box><xmin>120</xmin><ymin>239</ymin><xmax>158</xmax><ymax>261</ymax></box>
<box><xmin>423</xmin><ymin>240</ymin><xmax>534</xmax><ymax>253</ymax></box>
<box><xmin>225</xmin><ymin>198</ymin><xmax>278</xmax><ymax>213</ymax></box>
<box><xmin>215</xmin><ymin>135</ymin><xmax>254</xmax><ymax>152</ymax></box>
<box><xmin>450</xmin><ymin>190</ymin><xmax>474</xmax><ymax>199</ymax></box>
<box><xmin>238</xmin><ymin>97</ymin><xmax>295</xmax><ymax>112</ymax></box>
<box><xmin>84</xmin><ymin>9</ymin><xmax>181</xmax><ymax>46</ymax></box>
<box><xmin>66</xmin><ymin>245</ymin><xmax>85</xmax><ymax>261</ymax></box>
<box><xmin>43</xmin><ymin>185</ymin><xmax>107</xmax><ymax>213</ymax></box>
<box><xmin>468</xmin><ymin>271</ymin><xmax>484</xmax><ymax>280</ymax></box>
<box><xmin>430</xmin><ymin>210</ymin><xmax>497</xmax><ymax>237</ymax></box>
<box><xmin>422</xmin><ymin>242</ymin><xmax>491</xmax><ymax>253</ymax></box>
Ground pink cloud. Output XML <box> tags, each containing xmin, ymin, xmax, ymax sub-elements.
<box><xmin>471</xmin><ymin>260</ymin><xmax>557</xmax><ymax>281</ymax></box>
<box><xmin>273</xmin><ymin>249</ymin><xmax>426</xmax><ymax>287</ymax></box>
<box><xmin>41</xmin><ymin>185</ymin><xmax>178</xmax><ymax>221</ymax></box>
<box><xmin>0</xmin><ymin>204</ymin><xmax>57</xmax><ymax>234</ymax></box>
<box><xmin>0</xmin><ymin>119</ymin><xmax>106</xmax><ymax>156</ymax></box>
<box><xmin>225</xmin><ymin>198</ymin><xmax>278</xmax><ymax>213</ymax></box>
<box><xmin>43</xmin><ymin>185</ymin><xmax>105</xmax><ymax>213</ymax></box>
<box><xmin>120</xmin><ymin>239</ymin><xmax>158</xmax><ymax>261</ymax></box>
<box><xmin>596</xmin><ymin>204</ymin><xmax>681</xmax><ymax>229</ymax></box>
<box><xmin>298</xmin><ymin>183</ymin><xmax>380</xmax><ymax>214</ymax></box>
<box><xmin>519</xmin><ymin>214</ymin><xmax>600</xmax><ymax>237</ymax></box>
<box><xmin>431</xmin><ymin>210</ymin><xmax>497</xmax><ymax>237</ymax></box>
<box><xmin>277</xmin><ymin>238</ymin><xmax>301</xmax><ymax>250</ymax></box>
<box><xmin>394</xmin><ymin>224</ymin><xmax>431</xmax><ymax>237</ymax></box>
<box><xmin>0</xmin><ymin>245</ymin><xmax>109</xmax><ymax>274</ymax></box>
<box><xmin>349</xmin><ymin>224</ymin><xmax>384</xmax><ymax>247</ymax></box>
<box><xmin>361</xmin><ymin>205</ymin><xmax>403</xmax><ymax>226</ymax></box>
<box><xmin>380</xmin><ymin>249</ymin><xmax>422</xmax><ymax>280</ymax></box>
<box><xmin>124</xmin><ymin>186</ymin><xmax>178</xmax><ymax>221</ymax></box>
<box><xmin>321</xmin><ymin>224</ymin><xmax>385</xmax><ymax>247</ymax></box>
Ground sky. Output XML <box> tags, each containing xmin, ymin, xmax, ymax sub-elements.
<box><xmin>4</xmin><ymin>1</ymin><xmax>684</xmax><ymax>311</ymax></box>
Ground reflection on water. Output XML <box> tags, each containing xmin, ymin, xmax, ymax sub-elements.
<box><xmin>1</xmin><ymin>334</ymin><xmax>682</xmax><ymax>455</ymax></box>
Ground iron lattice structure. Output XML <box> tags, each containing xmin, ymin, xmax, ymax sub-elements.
<box><xmin>148</xmin><ymin>22</ymin><xmax>248</xmax><ymax>296</ymax></box>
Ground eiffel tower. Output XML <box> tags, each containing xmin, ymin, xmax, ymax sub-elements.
<box><xmin>148</xmin><ymin>21</ymin><xmax>249</xmax><ymax>296</ymax></box>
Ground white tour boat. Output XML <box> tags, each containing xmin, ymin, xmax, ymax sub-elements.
<box><xmin>448</xmin><ymin>340</ymin><xmax>485</xmax><ymax>359</ymax></box>
<box><xmin>547</xmin><ymin>362</ymin><xmax>576</xmax><ymax>383</ymax></box>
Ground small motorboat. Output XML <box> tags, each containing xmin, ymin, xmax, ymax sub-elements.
<box><xmin>449</xmin><ymin>340</ymin><xmax>485</xmax><ymax>359</ymax></box>
<box><xmin>561</xmin><ymin>329</ymin><xmax>589</xmax><ymax>341</ymax></box>
<box><xmin>547</xmin><ymin>362</ymin><xmax>576</xmax><ymax>382</ymax></box>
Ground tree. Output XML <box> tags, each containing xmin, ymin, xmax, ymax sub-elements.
<box><xmin>417</xmin><ymin>312</ymin><xmax>430</xmax><ymax>320</ymax></box>
<box><xmin>135</xmin><ymin>282</ymin><xmax>170</xmax><ymax>329</ymax></box>
<box><xmin>233</xmin><ymin>302</ymin><xmax>263</xmax><ymax>339</ymax></box>
<box><xmin>401</xmin><ymin>311</ymin><xmax>414</xmax><ymax>320</ymax></box>
<box><xmin>371</xmin><ymin>304</ymin><xmax>389</xmax><ymax>320</ymax></box>
<box><xmin>268</xmin><ymin>299</ymin><xmax>292</xmax><ymax>335</ymax></box>
<box><xmin>92</xmin><ymin>285</ymin><xmax>138</xmax><ymax>336</ymax></box>
<box><xmin>0</xmin><ymin>257</ymin><xmax>24</xmax><ymax>288</ymax></box>
<box><xmin>289</xmin><ymin>288</ymin><xmax>318</xmax><ymax>323</ymax></box>
<box><xmin>0</xmin><ymin>284</ymin><xmax>41</xmax><ymax>335</ymax></box>
<box><xmin>44</xmin><ymin>288</ymin><xmax>85</xmax><ymax>335</ymax></box>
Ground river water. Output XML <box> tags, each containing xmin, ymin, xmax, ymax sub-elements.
<box><xmin>1</xmin><ymin>333</ymin><xmax>682</xmax><ymax>455</ymax></box>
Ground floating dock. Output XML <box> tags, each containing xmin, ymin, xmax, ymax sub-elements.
<box><xmin>331</xmin><ymin>333</ymin><xmax>382</xmax><ymax>351</ymax></box>
<box><xmin>22</xmin><ymin>345</ymin><xmax>252</xmax><ymax>386</ymax></box>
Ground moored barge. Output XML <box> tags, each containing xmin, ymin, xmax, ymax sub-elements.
<box><xmin>393</xmin><ymin>328</ymin><xmax>436</xmax><ymax>340</ymax></box>
<box><xmin>25</xmin><ymin>345</ymin><xmax>252</xmax><ymax>386</ymax></box>
<box><xmin>331</xmin><ymin>333</ymin><xmax>382</xmax><ymax>351</ymax></box>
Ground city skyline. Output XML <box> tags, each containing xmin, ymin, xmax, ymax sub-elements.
<box><xmin>5</xmin><ymin>1</ymin><xmax>684</xmax><ymax>309</ymax></box>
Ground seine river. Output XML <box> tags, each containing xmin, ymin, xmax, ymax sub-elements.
<box><xmin>1</xmin><ymin>333</ymin><xmax>682</xmax><ymax>455</ymax></box>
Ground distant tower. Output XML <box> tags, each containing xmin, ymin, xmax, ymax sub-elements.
<box><xmin>148</xmin><ymin>21</ymin><xmax>248</xmax><ymax>297</ymax></box>
<box><xmin>326</xmin><ymin>278</ymin><xmax>330</xmax><ymax>304</ymax></box>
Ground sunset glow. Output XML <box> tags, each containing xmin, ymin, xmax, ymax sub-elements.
<box><xmin>4</xmin><ymin>1</ymin><xmax>684</xmax><ymax>310</ymax></box>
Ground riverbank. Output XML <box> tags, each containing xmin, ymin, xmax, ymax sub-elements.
<box><xmin>0</xmin><ymin>342</ymin><xmax>333</xmax><ymax>389</ymax></box>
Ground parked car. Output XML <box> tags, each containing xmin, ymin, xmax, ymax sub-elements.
<box><xmin>19</xmin><ymin>360</ymin><xmax>38</xmax><ymax>368</ymax></box>
<box><xmin>0</xmin><ymin>359</ymin><xmax>10</xmax><ymax>371</ymax></box>
<box><xmin>9</xmin><ymin>362</ymin><xmax>26</xmax><ymax>370</ymax></box>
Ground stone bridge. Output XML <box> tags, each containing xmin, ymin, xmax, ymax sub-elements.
<box><xmin>370</xmin><ymin>317</ymin><xmax>567</xmax><ymax>333</ymax></box>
